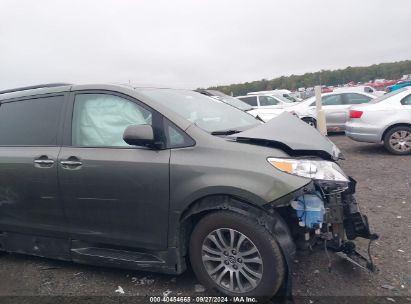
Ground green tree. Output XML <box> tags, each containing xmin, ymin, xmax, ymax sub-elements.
<box><xmin>207</xmin><ymin>60</ymin><xmax>411</xmax><ymax>96</ymax></box>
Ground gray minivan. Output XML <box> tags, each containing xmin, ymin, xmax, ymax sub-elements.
<box><xmin>0</xmin><ymin>83</ymin><xmax>377</xmax><ymax>297</ymax></box>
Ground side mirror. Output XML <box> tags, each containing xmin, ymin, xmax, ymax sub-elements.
<box><xmin>123</xmin><ymin>124</ymin><xmax>155</xmax><ymax>147</ymax></box>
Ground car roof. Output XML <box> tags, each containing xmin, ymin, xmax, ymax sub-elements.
<box><xmin>236</xmin><ymin>94</ymin><xmax>283</xmax><ymax>100</ymax></box>
<box><xmin>236</xmin><ymin>95</ymin><xmax>255</xmax><ymax>98</ymax></box>
<box><xmin>0</xmin><ymin>83</ymin><xmax>73</xmax><ymax>101</ymax></box>
<box><xmin>305</xmin><ymin>90</ymin><xmax>375</xmax><ymax>100</ymax></box>
<box><xmin>0</xmin><ymin>83</ymin><xmax>195</xmax><ymax>131</ymax></box>
<box><xmin>0</xmin><ymin>82</ymin><xmax>179</xmax><ymax>101</ymax></box>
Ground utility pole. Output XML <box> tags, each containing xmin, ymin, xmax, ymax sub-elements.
<box><xmin>315</xmin><ymin>85</ymin><xmax>327</xmax><ymax>135</ymax></box>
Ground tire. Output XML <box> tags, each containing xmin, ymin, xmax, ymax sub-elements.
<box><xmin>383</xmin><ymin>126</ymin><xmax>411</xmax><ymax>155</ymax></box>
<box><xmin>302</xmin><ymin>117</ymin><xmax>317</xmax><ymax>128</ymax></box>
<box><xmin>189</xmin><ymin>211</ymin><xmax>286</xmax><ymax>297</ymax></box>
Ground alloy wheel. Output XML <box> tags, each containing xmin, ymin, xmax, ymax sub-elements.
<box><xmin>389</xmin><ymin>130</ymin><xmax>411</xmax><ymax>152</ymax></box>
<box><xmin>201</xmin><ymin>228</ymin><xmax>263</xmax><ymax>293</ymax></box>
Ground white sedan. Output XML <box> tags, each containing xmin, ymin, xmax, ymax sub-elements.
<box><xmin>346</xmin><ymin>87</ymin><xmax>411</xmax><ymax>155</ymax></box>
<box><xmin>236</xmin><ymin>94</ymin><xmax>295</xmax><ymax>122</ymax></box>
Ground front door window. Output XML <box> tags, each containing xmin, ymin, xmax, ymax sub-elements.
<box><xmin>72</xmin><ymin>93</ymin><xmax>152</xmax><ymax>147</ymax></box>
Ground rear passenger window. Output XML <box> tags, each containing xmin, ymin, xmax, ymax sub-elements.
<box><xmin>401</xmin><ymin>94</ymin><xmax>411</xmax><ymax>105</ymax></box>
<box><xmin>238</xmin><ymin>96</ymin><xmax>258</xmax><ymax>107</ymax></box>
<box><xmin>345</xmin><ymin>93</ymin><xmax>372</xmax><ymax>105</ymax></box>
<box><xmin>72</xmin><ymin>93</ymin><xmax>152</xmax><ymax>147</ymax></box>
<box><xmin>0</xmin><ymin>96</ymin><xmax>64</xmax><ymax>146</ymax></box>
<box><xmin>322</xmin><ymin>95</ymin><xmax>343</xmax><ymax>105</ymax></box>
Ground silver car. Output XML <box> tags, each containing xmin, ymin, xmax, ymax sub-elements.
<box><xmin>346</xmin><ymin>87</ymin><xmax>411</xmax><ymax>155</ymax></box>
<box><xmin>284</xmin><ymin>91</ymin><xmax>376</xmax><ymax>131</ymax></box>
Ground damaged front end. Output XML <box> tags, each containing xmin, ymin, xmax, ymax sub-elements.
<box><xmin>231</xmin><ymin>113</ymin><xmax>379</xmax><ymax>272</ymax></box>
<box><xmin>266</xmin><ymin>158</ymin><xmax>379</xmax><ymax>273</ymax></box>
<box><xmin>292</xmin><ymin>177</ymin><xmax>378</xmax><ymax>272</ymax></box>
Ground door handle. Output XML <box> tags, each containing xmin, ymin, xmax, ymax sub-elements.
<box><xmin>34</xmin><ymin>159</ymin><xmax>54</xmax><ymax>165</ymax></box>
<box><xmin>60</xmin><ymin>156</ymin><xmax>83</xmax><ymax>169</ymax></box>
<box><xmin>34</xmin><ymin>156</ymin><xmax>54</xmax><ymax>168</ymax></box>
<box><xmin>60</xmin><ymin>160</ymin><xmax>82</xmax><ymax>167</ymax></box>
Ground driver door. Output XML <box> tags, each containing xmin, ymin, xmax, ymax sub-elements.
<box><xmin>58</xmin><ymin>91</ymin><xmax>170</xmax><ymax>250</ymax></box>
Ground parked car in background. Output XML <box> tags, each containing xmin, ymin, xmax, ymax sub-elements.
<box><xmin>346</xmin><ymin>87</ymin><xmax>411</xmax><ymax>155</ymax></box>
<box><xmin>237</xmin><ymin>94</ymin><xmax>295</xmax><ymax>108</ymax></box>
<box><xmin>196</xmin><ymin>89</ymin><xmax>278</xmax><ymax>122</ymax></box>
<box><xmin>365</xmin><ymin>79</ymin><xmax>398</xmax><ymax>90</ymax></box>
<box><xmin>284</xmin><ymin>91</ymin><xmax>376</xmax><ymax>131</ymax></box>
<box><xmin>247</xmin><ymin>90</ymin><xmax>300</xmax><ymax>102</ymax></box>
<box><xmin>0</xmin><ymin>83</ymin><xmax>377</xmax><ymax>297</ymax></box>
<box><xmin>334</xmin><ymin>85</ymin><xmax>385</xmax><ymax>97</ymax></box>
<box><xmin>321</xmin><ymin>86</ymin><xmax>333</xmax><ymax>93</ymax></box>
<box><xmin>236</xmin><ymin>94</ymin><xmax>296</xmax><ymax>122</ymax></box>
<box><xmin>400</xmin><ymin>74</ymin><xmax>411</xmax><ymax>81</ymax></box>
<box><xmin>385</xmin><ymin>80</ymin><xmax>411</xmax><ymax>93</ymax></box>
<box><xmin>196</xmin><ymin>89</ymin><xmax>253</xmax><ymax>112</ymax></box>
<box><xmin>288</xmin><ymin>91</ymin><xmax>303</xmax><ymax>102</ymax></box>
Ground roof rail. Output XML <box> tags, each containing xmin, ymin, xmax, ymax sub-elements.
<box><xmin>0</xmin><ymin>83</ymin><xmax>71</xmax><ymax>95</ymax></box>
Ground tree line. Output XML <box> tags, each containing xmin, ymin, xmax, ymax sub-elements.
<box><xmin>207</xmin><ymin>60</ymin><xmax>411</xmax><ymax>96</ymax></box>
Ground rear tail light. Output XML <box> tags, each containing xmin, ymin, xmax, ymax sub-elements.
<box><xmin>349</xmin><ymin>110</ymin><xmax>363</xmax><ymax>118</ymax></box>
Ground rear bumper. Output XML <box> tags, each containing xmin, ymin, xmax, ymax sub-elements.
<box><xmin>345</xmin><ymin>123</ymin><xmax>382</xmax><ymax>143</ymax></box>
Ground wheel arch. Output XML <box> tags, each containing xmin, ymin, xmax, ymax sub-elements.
<box><xmin>300</xmin><ymin>116</ymin><xmax>317</xmax><ymax>124</ymax></box>
<box><xmin>301</xmin><ymin>116</ymin><xmax>316</xmax><ymax>121</ymax></box>
<box><xmin>178</xmin><ymin>194</ymin><xmax>296</xmax><ymax>296</ymax></box>
<box><xmin>381</xmin><ymin>123</ymin><xmax>411</xmax><ymax>141</ymax></box>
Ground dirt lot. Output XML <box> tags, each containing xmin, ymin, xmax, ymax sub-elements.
<box><xmin>0</xmin><ymin>135</ymin><xmax>410</xmax><ymax>302</ymax></box>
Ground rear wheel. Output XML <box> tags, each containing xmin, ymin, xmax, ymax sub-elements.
<box><xmin>383</xmin><ymin>126</ymin><xmax>411</xmax><ymax>155</ymax></box>
<box><xmin>189</xmin><ymin>211</ymin><xmax>285</xmax><ymax>297</ymax></box>
<box><xmin>302</xmin><ymin>117</ymin><xmax>317</xmax><ymax>128</ymax></box>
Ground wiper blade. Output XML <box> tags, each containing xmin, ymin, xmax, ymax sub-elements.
<box><xmin>211</xmin><ymin>130</ymin><xmax>242</xmax><ymax>135</ymax></box>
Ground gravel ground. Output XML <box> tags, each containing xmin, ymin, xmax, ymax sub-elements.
<box><xmin>0</xmin><ymin>135</ymin><xmax>410</xmax><ymax>302</ymax></box>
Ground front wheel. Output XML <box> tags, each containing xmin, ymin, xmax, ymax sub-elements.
<box><xmin>189</xmin><ymin>211</ymin><xmax>285</xmax><ymax>297</ymax></box>
<box><xmin>383</xmin><ymin>126</ymin><xmax>411</xmax><ymax>155</ymax></box>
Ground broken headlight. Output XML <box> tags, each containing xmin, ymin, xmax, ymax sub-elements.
<box><xmin>267</xmin><ymin>157</ymin><xmax>349</xmax><ymax>186</ymax></box>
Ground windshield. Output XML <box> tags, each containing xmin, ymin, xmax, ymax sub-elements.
<box><xmin>206</xmin><ymin>91</ymin><xmax>252</xmax><ymax>111</ymax></box>
<box><xmin>369</xmin><ymin>87</ymin><xmax>407</xmax><ymax>103</ymax></box>
<box><xmin>287</xmin><ymin>96</ymin><xmax>316</xmax><ymax>109</ymax></box>
<box><xmin>272</xmin><ymin>95</ymin><xmax>294</xmax><ymax>103</ymax></box>
<box><xmin>213</xmin><ymin>95</ymin><xmax>252</xmax><ymax>111</ymax></box>
<box><xmin>136</xmin><ymin>88</ymin><xmax>261</xmax><ymax>133</ymax></box>
<box><xmin>282</xmin><ymin>94</ymin><xmax>298</xmax><ymax>102</ymax></box>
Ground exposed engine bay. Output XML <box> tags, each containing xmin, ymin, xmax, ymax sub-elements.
<box><xmin>290</xmin><ymin>177</ymin><xmax>379</xmax><ymax>272</ymax></box>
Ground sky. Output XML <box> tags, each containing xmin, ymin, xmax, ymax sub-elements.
<box><xmin>1</xmin><ymin>0</ymin><xmax>411</xmax><ymax>90</ymax></box>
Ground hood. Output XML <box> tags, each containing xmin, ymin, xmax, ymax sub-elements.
<box><xmin>280</xmin><ymin>102</ymin><xmax>296</xmax><ymax>108</ymax></box>
<box><xmin>229</xmin><ymin>112</ymin><xmax>343</xmax><ymax>160</ymax></box>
